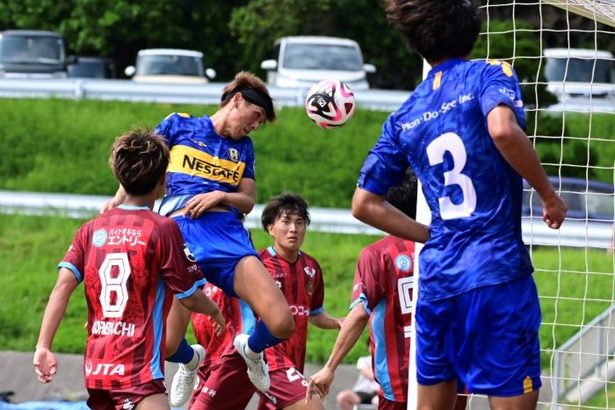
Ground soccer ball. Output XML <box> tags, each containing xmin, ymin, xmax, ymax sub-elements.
<box><xmin>305</xmin><ymin>79</ymin><xmax>356</xmax><ymax>129</ymax></box>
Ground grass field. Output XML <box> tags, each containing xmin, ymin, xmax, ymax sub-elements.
<box><xmin>1</xmin><ymin>213</ymin><xmax>612</xmax><ymax>368</ymax></box>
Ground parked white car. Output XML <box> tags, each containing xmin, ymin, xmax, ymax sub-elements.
<box><xmin>543</xmin><ymin>48</ymin><xmax>615</xmax><ymax>112</ymax></box>
<box><xmin>124</xmin><ymin>48</ymin><xmax>216</xmax><ymax>83</ymax></box>
<box><xmin>260</xmin><ymin>36</ymin><xmax>376</xmax><ymax>90</ymax></box>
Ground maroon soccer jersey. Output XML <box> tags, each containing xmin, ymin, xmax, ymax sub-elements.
<box><xmin>60</xmin><ymin>206</ymin><xmax>203</xmax><ymax>389</ymax></box>
<box><xmin>350</xmin><ymin>236</ymin><xmax>415</xmax><ymax>402</ymax></box>
<box><xmin>259</xmin><ymin>246</ymin><xmax>324</xmax><ymax>372</ymax></box>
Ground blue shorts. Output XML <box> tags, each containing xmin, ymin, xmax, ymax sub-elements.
<box><xmin>173</xmin><ymin>211</ymin><xmax>258</xmax><ymax>297</ymax></box>
<box><xmin>416</xmin><ymin>275</ymin><xmax>542</xmax><ymax>397</ymax></box>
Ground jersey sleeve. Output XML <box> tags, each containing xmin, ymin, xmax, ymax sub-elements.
<box><xmin>350</xmin><ymin>247</ymin><xmax>385</xmax><ymax>315</ymax></box>
<box><xmin>158</xmin><ymin>219</ymin><xmax>205</xmax><ymax>298</ymax></box>
<box><xmin>155</xmin><ymin>112</ymin><xmax>188</xmax><ymax>146</ymax></box>
<box><xmin>58</xmin><ymin>223</ymin><xmax>89</xmax><ymax>283</ymax></box>
<box><xmin>357</xmin><ymin>115</ymin><xmax>408</xmax><ymax>196</ymax></box>
<box><xmin>309</xmin><ymin>262</ymin><xmax>325</xmax><ymax>316</ymax></box>
<box><xmin>242</xmin><ymin>138</ymin><xmax>256</xmax><ymax>180</ymax></box>
<box><xmin>479</xmin><ymin>60</ymin><xmax>527</xmax><ymax>129</ymax></box>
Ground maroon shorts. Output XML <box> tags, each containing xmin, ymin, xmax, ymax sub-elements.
<box><xmin>86</xmin><ymin>379</ymin><xmax>167</xmax><ymax>410</ymax></box>
<box><xmin>256</xmin><ymin>367</ymin><xmax>310</xmax><ymax>410</ymax></box>
<box><xmin>378</xmin><ymin>395</ymin><xmax>407</xmax><ymax>410</ymax></box>
<box><xmin>191</xmin><ymin>351</ymin><xmax>254</xmax><ymax>410</ymax></box>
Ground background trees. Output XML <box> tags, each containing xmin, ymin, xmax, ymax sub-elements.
<box><xmin>0</xmin><ymin>0</ymin><xmax>609</xmax><ymax>90</ymax></box>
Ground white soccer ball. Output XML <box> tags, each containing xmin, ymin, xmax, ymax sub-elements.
<box><xmin>305</xmin><ymin>79</ymin><xmax>356</xmax><ymax>129</ymax></box>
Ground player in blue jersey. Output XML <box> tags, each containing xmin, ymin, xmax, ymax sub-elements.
<box><xmin>351</xmin><ymin>1</ymin><xmax>567</xmax><ymax>409</ymax></box>
<box><xmin>103</xmin><ymin>71</ymin><xmax>295</xmax><ymax>406</ymax></box>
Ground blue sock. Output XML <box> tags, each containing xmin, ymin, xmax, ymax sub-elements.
<box><xmin>166</xmin><ymin>338</ymin><xmax>193</xmax><ymax>364</ymax></box>
<box><xmin>247</xmin><ymin>320</ymin><xmax>285</xmax><ymax>353</ymax></box>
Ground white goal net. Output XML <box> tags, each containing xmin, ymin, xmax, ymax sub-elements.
<box><xmin>411</xmin><ymin>1</ymin><xmax>615</xmax><ymax>409</ymax></box>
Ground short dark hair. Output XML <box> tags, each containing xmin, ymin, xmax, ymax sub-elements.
<box><xmin>383</xmin><ymin>0</ymin><xmax>481</xmax><ymax>62</ymax></box>
<box><xmin>261</xmin><ymin>192</ymin><xmax>311</xmax><ymax>231</ymax></box>
<box><xmin>221</xmin><ymin>71</ymin><xmax>276</xmax><ymax>122</ymax></box>
<box><xmin>386</xmin><ymin>168</ymin><xmax>418</xmax><ymax>219</ymax></box>
<box><xmin>109</xmin><ymin>128</ymin><xmax>169</xmax><ymax>196</ymax></box>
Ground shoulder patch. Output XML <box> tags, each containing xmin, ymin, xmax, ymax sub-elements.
<box><xmin>164</xmin><ymin>112</ymin><xmax>192</xmax><ymax>120</ymax></box>
<box><xmin>487</xmin><ymin>59</ymin><xmax>513</xmax><ymax>77</ymax></box>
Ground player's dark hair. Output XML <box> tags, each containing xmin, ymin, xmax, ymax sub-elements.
<box><xmin>261</xmin><ymin>192</ymin><xmax>311</xmax><ymax>231</ymax></box>
<box><xmin>221</xmin><ymin>71</ymin><xmax>276</xmax><ymax>123</ymax></box>
<box><xmin>109</xmin><ymin>128</ymin><xmax>169</xmax><ymax>196</ymax></box>
<box><xmin>386</xmin><ymin>168</ymin><xmax>418</xmax><ymax>219</ymax></box>
<box><xmin>383</xmin><ymin>0</ymin><xmax>481</xmax><ymax>63</ymax></box>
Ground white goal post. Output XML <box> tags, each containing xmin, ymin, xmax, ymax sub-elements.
<box><xmin>409</xmin><ymin>1</ymin><xmax>615</xmax><ymax>409</ymax></box>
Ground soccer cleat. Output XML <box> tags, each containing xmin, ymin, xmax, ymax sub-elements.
<box><xmin>233</xmin><ymin>333</ymin><xmax>271</xmax><ymax>392</ymax></box>
<box><xmin>169</xmin><ymin>344</ymin><xmax>205</xmax><ymax>407</ymax></box>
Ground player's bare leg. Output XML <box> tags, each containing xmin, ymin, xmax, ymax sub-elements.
<box><xmin>418</xmin><ymin>380</ymin><xmax>458</xmax><ymax>410</ymax></box>
<box><xmin>234</xmin><ymin>255</ymin><xmax>294</xmax><ymax>339</ymax></box>
<box><xmin>489</xmin><ymin>390</ymin><xmax>538</xmax><ymax>410</ymax></box>
<box><xmin>136</xmin><ymin>393</ymin><xmax>170</xmax><ymax>410</ymax></box>
<box><xmin>233</xmin><ymin>255</ymin><xmax>294</xmax><ymax>391</ymax></box>
<box><xmin>166</xmin><ymin>298</ymin><xmax>205</xmax><ymax>406</ymax></box>
<box><xmin>164</xmin><ymin>298</ymin><xmax>192</xmax><ymax>358</ymax></box>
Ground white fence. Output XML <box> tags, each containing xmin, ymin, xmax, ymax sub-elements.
<box><xmin>0</xmin><ymin>78</ymin><xmax>410</xmax><ymax>112</ymax></box>
<box><xmin>0</xmin><ymin>190</ymin><xmax>611</xmax><ymax>249</ymax></box>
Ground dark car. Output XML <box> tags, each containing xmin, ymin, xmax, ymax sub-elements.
<box><xmin>67</xmin><ymin>56</ymin><xmax>115</xmax><ymax>79</ymax></box>
<box><xmin>0</xmin><ymin>29</ymin><xmax>67</xmax><ymax>78</ymax></box>
<box><xmin>523</xmin><ymin>176</ymin><xmax>614</xmax><ymax>222</ymax></box>
<box><xmin>522</xmin><ymin>176</ymin><xmax>614</xmax><ymax>249</ymax></box>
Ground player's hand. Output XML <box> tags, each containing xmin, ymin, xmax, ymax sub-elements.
<box><xmin>33</xmin><ymin>347</ymin><xmax>57</xmax><ymax>384</ymax></box>
<box><xmin>542</xmin><ymin>193</ymin><xmax>567</xmax><ymax>229</ymax></box>
<box><xmin>210</xmin><ymin>310</ymin><xmax>226</xmax><ymax>336</ymax></box>
<box><xmin>306</xmin><ymin>367</ymin><xmax>334</xmax><ymax>402</ymax></box>
<box><xmin>100</xmin><ymin>196</ymin><xmax>123</xmax><ymax>214</ymax></box>
<box><xmin>336</xmin><ymin>317</ymin><xmax>345</xmax><ymax>329</ymax></box>
<box><xmin>185</xmin><ymin>191</ymin><xmax>225</xmax><ymax>219</ymax></box>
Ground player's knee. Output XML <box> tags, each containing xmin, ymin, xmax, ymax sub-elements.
<box><xmin>336</xmin><ymin>390</ymin><xmax>354</xmax><ymax>405</ymax></box>
<box><xmin>271</xmin><ymin>313</ymin><xmax>294</xmax><ymax>339</ymax></box>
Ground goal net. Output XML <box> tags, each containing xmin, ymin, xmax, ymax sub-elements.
<box><xmin>411</xmin><ymin>1</ymin><xmax>615</xmax><ymax>409</ymax></box>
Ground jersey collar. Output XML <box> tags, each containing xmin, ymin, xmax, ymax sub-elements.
<box><xmin>118</xmin><ymin>204</ymin><xmax>150</xmax><ymax>211</ymax></box>
<box><xmin>428</xmin><ymin>58</ymin><xmax>466</xmax><ymax>77</ymax></box>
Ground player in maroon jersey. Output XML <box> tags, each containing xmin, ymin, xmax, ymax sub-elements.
<box><xmin>307</xmin><ymin>171</ymin><xmax>467</xmax><ymax>410</ymax></box>
<box><xmin>190</xmin><ymin>192</ymin><xmax>343</xmax><ymax>410</ymax></box>
<box><xmin>33</xmin><ymin>129</ymin><xmax>225</xmax><ymax>410</ymax></box>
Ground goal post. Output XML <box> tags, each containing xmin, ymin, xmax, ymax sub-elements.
<box><xmin>409</xmin><ymin>1</ymin><xmax>615</xmax><ymax>409</ymax></box>
<box><xmin>544</xmin><ymin>0</ymin><xmax>615</xmax><ymax>28</ymax></box>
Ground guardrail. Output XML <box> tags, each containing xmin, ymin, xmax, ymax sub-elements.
<box><xmin>0</xmin><ymin>191</ymin><xmax>611</xmax><ymax>249</ymax></box>
<box><xmin>0</xmin><ymin>78</ymin><xmax>410</xmax><ymax>112</ymax></box>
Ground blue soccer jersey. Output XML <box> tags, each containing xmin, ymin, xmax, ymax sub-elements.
<box><xmin>358</xmin><ymin>58</ymin><xmax>533</xmax><ymax>301</ymax></box>
<box><xmin>155</xmin><ymin>113</ymin><xmax>256</xmax><ymax>216</ymax></box>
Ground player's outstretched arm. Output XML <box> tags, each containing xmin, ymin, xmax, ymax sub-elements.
<box><xmin>179</xmin><ymin>292</ymin><xmax>225</xmax><ymax>336</ymax></box>
<box><xmin>306</xmin><ymin>304</ymin><xmax>369</xmax><ymax>402</ymax></box>
<box><xmin>352</xmin><ymin>187</ymin><xmax>429</xmax><ymax>243</ymax></box>
<box><xmin>309</xmin><ymin>311</ymin><xmax>344</xmax><ymax>330</ymax></box>
<box><xmin>487</xmin><ymin>105</ymin><xmax>567</xmax><ymax>229</ymax></box>
<box><xmin>33</xmin><ymin>268</ymin><xmax>79</xmax><ymax>384</ymax></box>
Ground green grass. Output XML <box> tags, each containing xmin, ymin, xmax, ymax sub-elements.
<box><xmin>0</xmin><ymin>99</ymin><xmax>612</xmax><ymax>208</ymax></box>
<box><xmin>2</xmin><ymin>213</ymin><xmax>614</xmax><ymax>368</ymax></box>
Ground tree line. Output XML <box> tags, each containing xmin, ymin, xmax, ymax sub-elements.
<box><xmin>0</xmin><ymin>0</ymin><xmax>610</xmax><ymax>89</ymax></box>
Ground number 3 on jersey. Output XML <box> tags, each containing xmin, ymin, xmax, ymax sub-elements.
<box><xmin>98</xmin><ymin>253</ymin><xmax>131</xmax><ymax>318</ymax></box>
<box><xmin>426</xmin><ymin>132</ymin><xmax>477</xmax><ymax>220</ymax></box>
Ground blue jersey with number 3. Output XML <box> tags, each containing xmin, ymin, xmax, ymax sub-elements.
<box><xmin>358</xmin><ymin>58</ymin><xmax>533</xmax><ymax>301</ymax></box>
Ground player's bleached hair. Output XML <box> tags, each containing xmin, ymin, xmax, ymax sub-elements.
<box><xmin>109</xmin><ymin>128</ymin><xmax>169</xmax><ymax>196</ymax></box>
<box><xmin>221</xmin><ymin>71</ymin><xmax>276</xmax><ymax>122</ymax></box>
<box><xmin>385</xmin><ymin>168</ymin><xmax>418</xmax><ymax>219</ymax></box>
<box><xmin>261</xmin><ymin>192</ymin><xmax>311</xmax><ymax>231</ymax></box>
<box><xmin>382</xmin><ymin>0</ymin><xmax>481</xmax><ymax>63</ymax></box>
